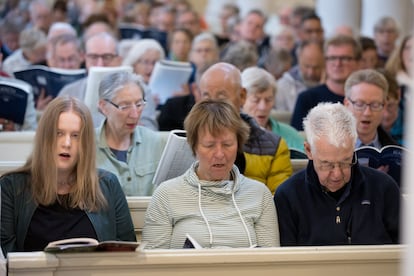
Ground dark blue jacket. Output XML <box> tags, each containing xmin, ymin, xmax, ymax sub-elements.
<box><xmin>274</xmin><ymin>161</ymin><xmax>400</xmax><ymax>246</ymax></box>
<box><xmin>291</xmin><ymin>84</ymin><xmax>344</xmax><ymax>130</ymax></box>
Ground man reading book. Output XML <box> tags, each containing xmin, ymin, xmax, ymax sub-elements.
<box><xmin>274</xmin><ymin>102</ymin><xmax>400</xmax><ymax>246</ymax></box>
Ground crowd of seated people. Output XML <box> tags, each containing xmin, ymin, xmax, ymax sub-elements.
<box><xmin>0</xmin><ymin>0</ymin><xmax>407</xmax><ymax>256</ymax></box>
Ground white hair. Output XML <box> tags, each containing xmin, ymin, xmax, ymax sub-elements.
<box><xmin>122</xmin><ymin>39</ymin><xmax>165</xmax><ymax>66</ymax></box>
<box><xmin>47</xmin><ymin>22</ymin><xmax>77</xmax><ymax>41</ymax></box>
<box><xmin>241</xmin><ymin>66</ymin><xmax>276</xmax><ymax>96</ymax></box>
<box><xmin>303</xmin><ymin>102</ymin><xmax>357</xmax><ymax>151</ymax></box>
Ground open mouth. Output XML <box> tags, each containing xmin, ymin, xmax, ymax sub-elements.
<box><xmin>59</xmin><ymin>153</ymin><xmax>71</xmax><ymax>158</ymax></box>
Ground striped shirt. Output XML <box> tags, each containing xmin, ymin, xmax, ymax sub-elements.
<box><xmin>143</xmin><ymin>162</ymin><xmax>280</xmax><ymax>249</ymax></box>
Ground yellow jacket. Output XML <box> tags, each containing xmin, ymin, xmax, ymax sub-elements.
<box><xmin>239</xmin><ymin>114</ymin><xmax>293</xmax><ymax>195</ymax></box>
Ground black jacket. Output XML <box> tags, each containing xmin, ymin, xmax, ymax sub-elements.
<box><xmin>274</xmin><ymin>161</ymin><xmax>400</xmax><ymax>246</ymax></box>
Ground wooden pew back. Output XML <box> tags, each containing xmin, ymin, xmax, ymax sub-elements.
<box><xmin>7</xmin><ymin>245</ymin><xmax>402</xmax><ymax>276</ymax></box>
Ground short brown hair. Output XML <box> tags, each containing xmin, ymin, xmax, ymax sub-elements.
<box><xmin>184</xmin><ymin>99</ymin><xmax>250</xmax><ymax>155</ymax></box>
<box><xmin>324</xmin><ymin>34</ymin><xmax>362</xmax><ymax>60</ymax></box>
<box><xmin>345</xmin><ymin>69</ymin><xmax>388</xmax><ymax>100</ymax></box>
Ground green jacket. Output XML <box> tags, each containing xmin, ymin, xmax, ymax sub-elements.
<box><xmin>0</xmin><ymin>169</ymin><xmax>136</xmax><ymax>256</ymax></box>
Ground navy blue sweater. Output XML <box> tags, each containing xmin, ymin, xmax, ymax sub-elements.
<box><xmin>291</xmin><ymin>84</ymin><xmax>344</xmax><ymax>130</ymax></box>
<box><xmin>274</xmin><ymin>161</ymin><xmax>400</xmax><ymax>246</ymax></box>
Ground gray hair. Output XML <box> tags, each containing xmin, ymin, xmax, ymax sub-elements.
<box><xmin>122</xmin><ymin>39</ymin><xmax>165</xmax><ymax>67</ymax></box>
<box><xmin>85</xmin><ymin>32</ymin><xmax>120</xmax><ymax>54</ymax></box>
<box><xmin>222</xmin><ymin>40</ymin><xmax>258</xmax><ymax>71</ymax></box>
<box><xmin>98</xmin><ymin>71</ymin><xmax>147</xmax><ymax>101</ymax></box>
<box><xmin>344</xmin><ymin>69</ymin><xmax>389</xmax><ymax>100</ymax></box>
<box><xmin>192</xmin><ymin>32</ymin><xmax>218</xmax><ymax>50</ymax></box>
<box><xmin>303</xmin><ymin>102</ymin><xmax>357</xmax><ymax>152</ymax></box>
<box><xmin>374</xmin><ymin>16</ymin><xmax>400</xmax><ymax>34</ymax></box>
<box><xmin>241</xmin><ymin>66</ymin><xmax>276</xmax><ymax>96</ymax></box>
<box><xmin>19</xmin><ymin>27</ymin><xmax>47</xmax><ymax>52</ymax></box>
<box><xmin>47</xmin><ymin>22</ymin><xmax>77</xmax><ymax>41</ymax></box>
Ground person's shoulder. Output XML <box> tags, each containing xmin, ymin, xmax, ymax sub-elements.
<box><xmin>97</xmin><ymin>169</ymin><xmax>119</xmax><ymax>186</ymax></box>
<box><xmin>240</xmin><ymin>175</ymin><xmax>272</xmax><ymax>194</ymax></box>
<box><xmin>357</xmin><ymin>165</ymin><xmax>399</xmax><ymax>189</ymax></box>
<box><xmin>0</xmin><ymin>171</ymin><xmax>29</xmax><ymax>188</ymax></box>
<box><xmin>135</xmin><ymin>125</ymin><xmax>164</xmax><ymax>143</ymax></box>
<box><xmin>58</xmin><ymin>77</ymin><xmax>86</xmax><ymax>96</ymax></box>
<box><xmin>300</xmin><ymin>84</ymin><xmax>327</xmax><ymax>96</ymax></box>
<box><xmin>275</xmin><ymin>170</ymin><xmax>306</xmax><ymax>195</ymax></box>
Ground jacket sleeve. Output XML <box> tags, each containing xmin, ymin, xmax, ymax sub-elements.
<box><xmin>383</xmin><ymin>179</ymin><xmax>400</xmax><ymax>243</ymax></box>
<box><xmin>110</xmin><ymin>176</ymin><xmax>137</xmax><ymax>242</ymax></box>
<box><xmin>142</xmin><ymin>185</ymin><xmax>173</xmax><ymax>249</ymax></box>
<box><xmin>274</xmin><ymin>183</ymin><xmax>299</xmax><ymax>246</ymax></box>
<box><xmin>266</xmin><ymin>138</ymin><xmax>292</xmax><ymax>195</ymax></box>
<box><xmin>255</xmin><ymin>188</ymin><xmax>280</xmax><ymax>247</ymax></box>
<box><xmin>0</xmin><ymin>176</ymin><xmax>17</xmax><ymax>256</ymax></box>
<box><xmin>99</xmin><ymin>172</ymin><xmax>136</xmax><ymax>242</ymax></box>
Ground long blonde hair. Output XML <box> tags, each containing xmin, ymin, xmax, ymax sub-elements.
<box><xmin>11</xmin><ymin>96</ymin><xmax>106</xmax><ymax>211</ymax></box>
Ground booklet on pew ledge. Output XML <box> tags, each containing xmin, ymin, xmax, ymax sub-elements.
<box><xmin>44</xmin><ymin>238</ymin><xmax>140</xmax><ymax>253</ymax></box>
<box><xmin>355</xmin><ymin>144</ymin><xmax>407</xmax><ymax>187</ymax></box>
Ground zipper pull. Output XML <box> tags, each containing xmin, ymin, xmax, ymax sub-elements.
<box><xmin>336</xmin><ymin>216</ymin><xmax>341</xmax><ymax>224</ymax></box>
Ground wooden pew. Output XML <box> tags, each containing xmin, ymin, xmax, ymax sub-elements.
<box><xmin>126</xmin><ymin>196</ymin><xmax>151</xmax><ymax>241</ymax></box>
<box><xmin>291</xmin><ymin>159</ymin><xmax>308</xmax><ymax>173</ymax></box>
<box><xmin>0</xmin><ymin>131</ymin><xmax>34</xmax><ymax>162</ymax></box>
<box><xmin>7</xmin><ymin>245</ymin><xmax>402</xmax><ymax>276</ymax></box>
<box><xmin>0</xmin><ymin>161</ymin><xmax>24</xmax><ymax>176</ymax></box>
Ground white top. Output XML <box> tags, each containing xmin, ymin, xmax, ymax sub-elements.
<box><xmin>143</xmin><ymin>162</ymin><xmax>280</xmax><ymax>249</ymax></box>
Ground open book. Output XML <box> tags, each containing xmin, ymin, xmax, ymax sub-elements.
<box><xmin>152</xmin><ymin>130</ymin><xmax>196</xmax><ymax>187</ymax></box>
<box><xmin>148</xmin><ymin>60</ymin><xmax>193</xmax><ymax>105</ymax></box>
<box><xmin>118</xmin><ymin>23</ymin><xmax>168</xmax><ymax>51</ymax></box>
<box><xmin>13</xmin><ymin>65</ymin><xmax>86</xmax><ymax>100</ymax></box>
<box><xmin>0</xmin><ymin>77</ymin><xmax>30</xmax><ymax>125</ymax></box>
<box><xmin>355</xmin><ymin>144</ymin><xmax>407</xmax><ymax>186</ymax></box>
<box><xmin>44</xmin><ymin>238</ymin><xmax>140</xmax><ymax>253</ymax></box>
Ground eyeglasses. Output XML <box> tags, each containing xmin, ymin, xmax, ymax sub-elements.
<box><xmin>317</xmin><ymin>153</ymin><xmax>357</xmax><ymax>172</ymax></box>
<box><xmin>325</xmin><ymin>55</ymin><xmax>355</xmax><ymax>63</ymax></box>
<box><xmin>86</xmin><ymin>53</ymin><xmax>117</xmax><ymax>64</ymax></box>
<box><xmin>104</xmin><ymin>99</ymin><xmax>146</xmax><ymax>112</ymax></box>
<box><xmin>347</xmin><ymin>98</ymin><xmax>384</xmax><ymax>112</ymax></box>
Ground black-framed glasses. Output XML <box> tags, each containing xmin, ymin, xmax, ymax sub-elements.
<box><xmin>347</xmin><ymin>98</ymin><xmax>384</xmax><ymax>112</ymax></box>
<box><xmin>86</xmin><ymin>53</ymin><xmax>118</xmax><ymax>64</ymax></box>
<box><xmin>325</xmin><ymin>55</ymin><xmax>355</xmax><ymax>63</ymax></box>
<box><xmin>317</xmin><ymin>152</ymin><xmax>357</xmax><ymax>172</ymax></box>
<box><xmin>104</xmin><ymin>99</ymin><xmax>146</xmax><ymax>112</ymax></box>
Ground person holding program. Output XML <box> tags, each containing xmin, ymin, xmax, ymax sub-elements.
<box><xmin>143</xmin><ymin>99</ymin><xmax>279</xmax><ymax>249</ymax></box>
<box><xmin>0</xmin><ymin>96</ymin><xmax>136</xmax><ymax>256</ymax></box>
<box><xmin>274</xmin><ymin>102</ymin><xmax>400</xmax><ymax>246</ymax></box>
<box><xmin>95</xmin><ymin>71</ymin><xmax>165</xmax><ymax>196</ymax></box>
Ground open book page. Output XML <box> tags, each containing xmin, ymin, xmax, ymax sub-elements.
<box><xmin>44</xmin><ymin>237</ymin><xmax>140</xmax><ymax>253</ymax></box>
<box><xmin>152</xmin><ymin>130</ymin><xmax>196</xmax><ymax>187</ymax></box>
<box><xmin>148</xmin><ymin>60</ymin><xmax>192</xmax><ymax>105</ymax></box>
<box><xmin>84</xmin><ymin>66</ymin><xmax>133</xmax><ymax>123</ymax></box>
<box><xmin>13</xmin><ymin>65</ymin><xmax>86</xmax><ymax>99</ymax></box>
<box><xmin>355</xmin><ymin>144</ymin><xmax>407</xmax><ymax>186</ymax></box>
<box><xmin>0</xmin><ymin>77</ymin><xmax>30</xmax><ymax>125</ymax></box>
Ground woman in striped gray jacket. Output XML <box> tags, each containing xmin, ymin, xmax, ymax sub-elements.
<box><xmin>143</xmin><ymin>99</ymin><xmax>280</xmax><ymax>249</ymax></box>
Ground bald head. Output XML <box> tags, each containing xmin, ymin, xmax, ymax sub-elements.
<box><xmin>198</xmin><ymin>62</ymin><xmax>246</xmax><ymax>109</ymax></box>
